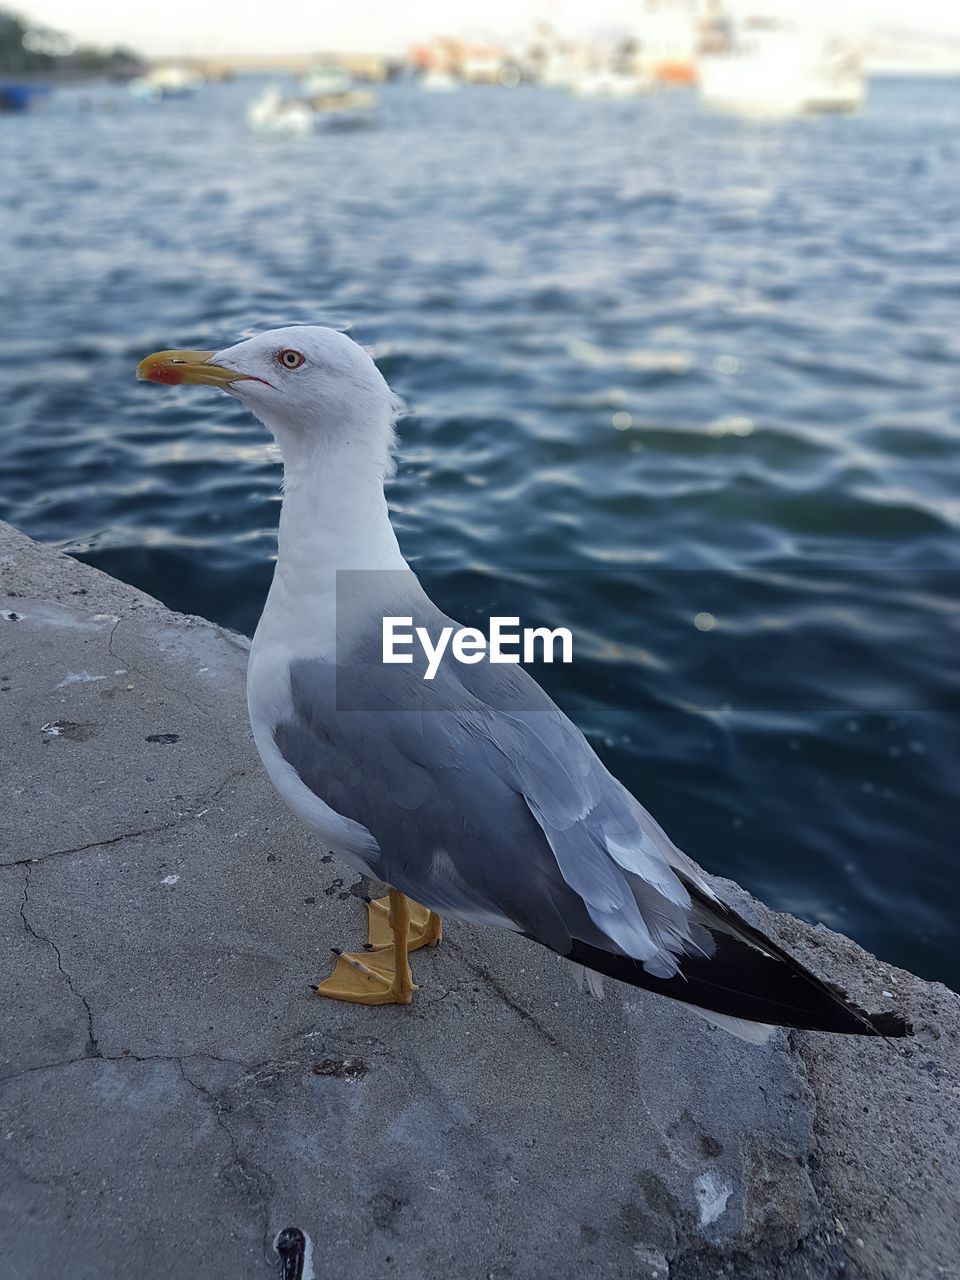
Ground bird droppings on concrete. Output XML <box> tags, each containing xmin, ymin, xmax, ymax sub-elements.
<box><xmin>312</xmin><ymin>1057</ymin><xmax>370</xmax><ymax>1081</ymax></box>
<box><xmin>160</xmin><ymin>875</ymin><xmax>180</xmax><ymax>886</ymax></box>
<box><xmin>693</xmin><ymin>1171</ymin><xmax>733</xmax><ymax>1227</ymax></box>
<box><xmin>55</xmin><ymin>671</ymin><xmax>110</xmax><ymax>688</ymax></box>
<box><xmin>1</xmin><ymin>520</ymin><xmax>958</xmax><ymax>1280</ymax></box>
<box><xmin>632</xmin><ymin>1245</ymin><xmax>669</xmax><ymax>1278</ymax></box>
<box><xmin>39</xmin><ymin>719</ymin><xmax>99</xmax><ymax>742</ymax></box>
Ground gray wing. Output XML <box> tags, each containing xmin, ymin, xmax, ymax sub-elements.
<box><xmin>274</xmin><ymin>588</ymin><xmax>712</xmax><ymax>977</ymax></box>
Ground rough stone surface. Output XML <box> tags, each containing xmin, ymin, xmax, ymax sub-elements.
<box><xmin>1</xmin><ymin>519</ymin><xmax>958</xmax><ymax>1280</ymax></box>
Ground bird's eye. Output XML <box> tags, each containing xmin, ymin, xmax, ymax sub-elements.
<box><xmin>278</xmin><ymin>349</ymin><xmax>305</xmax><ymax>369</ymax></box>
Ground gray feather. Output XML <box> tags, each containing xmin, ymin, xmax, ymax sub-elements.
<box><xmin>272</xmin><ymin>582</ymin><xmax>703</xmax><ymax>976</ymax></box>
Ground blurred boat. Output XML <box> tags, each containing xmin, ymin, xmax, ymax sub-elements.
<box><xmin>633</xmin><ymin>0</ymin><xmax>699</xmax><ymax>86</ymax></box>
<box><xmin>0</xmin><ymin>83</ymin><xmax>48</xmax><ymax>112</ymax></box>
<box><xmin>128</xmin><ymin>64</ymin><xmax>204</xmax><ymax>103</ymax></box>
<box><xmin>246</xmin><ymin>86</ymin><xmax>314</xmax><ymax>136</ymax></box>
<box><xmin>300</xmin><ymin>64</ymin><xmax>352</xmax><ymax>97</ymax></box>
<box><xmin>570</xmin><ymin>70</ymin><xmax>652</xmax><ymax>98</ymax></box>
<box><xmin>246</xmin><ymin>80</ymin><xmax>377</xmax><ymax>136</ymax></box>
<box><xmin>698</xmin><ymin>20</ymin><xmax>865</xmax><ymax>118</ymax></box>
<box><xmin>306</xmin><ymin>86</ymin><xmax>376</xmax><ymax>127</ymax></box>
<box><xmin>420</xmin><ymin>69</ymin><xmax>459</xmax><ymax>93</ymax></box>
<box><xmin>301</xmin><ymin>64</ymin><xmax>377</xmax><ymax>126</ymax></box>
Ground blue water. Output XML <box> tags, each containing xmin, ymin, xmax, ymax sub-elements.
<box><xmin>2</xmin><ymin>77</ymin><xmax>958</xmax><ymax>986</ymax></box>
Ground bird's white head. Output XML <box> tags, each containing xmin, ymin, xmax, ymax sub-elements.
<box><xmin>137</xmin><ymin>325</ymin><xmax>400</xmax><ymax>482</ymax></box>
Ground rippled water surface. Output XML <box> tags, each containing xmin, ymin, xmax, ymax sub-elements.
<box><xmin>2</xmin><ymin>78</ymin><xmax>958</xmax><ymax>985</ymax></box>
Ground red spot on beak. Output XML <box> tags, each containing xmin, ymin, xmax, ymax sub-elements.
<box><xmin>149</xmin><ymin>364</ymin><xmax>184</xmax><ymax>384</ymax></box>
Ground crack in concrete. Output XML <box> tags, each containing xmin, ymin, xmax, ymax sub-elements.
<box><xmin>2</xmin><ymin>766</ymin><xmax>247</xmax><ymax>869</ymax></box>
<box><xmin>5</xmin><ymin>820</ymin><xmax>187</xmax><ymax>870</ymax></box>
<box><xmin>448</xmin><ymin>939</ymin><xmax>562</xmax><ymax>1048</ymax></box>
<box><xmin>0</xmin><ymin>1048</ymin><xmax>246</xmax><ymax>1087</ymax></box>
<box><xmin>0</xmin><ymin>1047</ymin><xmax>276</xmax><ymax>1268</ymax></box>
<box><xmin>107</xmin><ymin>615</ymin><xmax>170</xmax><ymax>694</ymax></box>
<box><xmin>19</xmin><ymin>865</ymin><xmax>100</xmax><ymax>1058</ymax></box>
<box><xmin>108</xmin><ymin>614</ymin><xmax>248</xmax><ymax>704</ymax></box>
<box><xmin>178</xmin><ymin>1059</ymin><xmax>275</xmax><ymax>1265</ymax></box>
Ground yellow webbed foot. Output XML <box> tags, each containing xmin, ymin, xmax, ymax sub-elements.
<box><xmin>313</xmin><ymin>890</ymin><xmax>441</xmax><ymax>1006</ymax></box>
<box><xmin>313</xmin><ymin>948</ymin><xmax>415</xmax><ymax>1006</ymax></box>
<box><xmin>366</xmin><ymin>894</ymin><xmax>443</xmax><ymax>951</ymax></box>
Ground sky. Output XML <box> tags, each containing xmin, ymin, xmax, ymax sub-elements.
<box><xmin>16</xmin><ymin>0</ymin><xmax>960</xmax><ymax>56</ymax></box>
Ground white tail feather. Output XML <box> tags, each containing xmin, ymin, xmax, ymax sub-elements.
<box><xmin>569</xmin><ymin>962</ymin><xmax>606</xmax><ymax>1000</ymax></box>
<box><xmin>689</xmin><ymin>1005</ymin><xmax>775</xmax><ymax>1044</ymax></box>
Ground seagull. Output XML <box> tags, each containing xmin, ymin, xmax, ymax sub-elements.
<box><xmin>137</xmin><ymin>327</ymin><xmax>909</xmax><ymax>1041</ymax></box>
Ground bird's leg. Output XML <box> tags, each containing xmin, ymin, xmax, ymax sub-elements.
<box><xmin>314</xmin><ymin>889</ymin><xmax>431</xmax><ymax>1006</ymax></box>
<box><xmin>366</xmin><ymin>893</ymin><xmax>442</xmax><ymax>951</ymax></box>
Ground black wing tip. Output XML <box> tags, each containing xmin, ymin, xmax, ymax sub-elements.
<box><xmin>674</xmin><ymin>873</ymin><xmax>915</xmax><ymax>1037</ymax></box>
<box><xmin>560</xmin><ymin>935</ymin><xmax>914</xmax><ymax>1037</ymax></box>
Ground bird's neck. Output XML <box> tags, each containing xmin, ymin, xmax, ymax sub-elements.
<box><xmin>279</xmin><ymin>446</ymin><xmax>406</xmax><ymax>569</ymax></box>
<box><xmin>265</xmin><ymin>444</ymin><xmax>407</xmax><ymax>646</ymax></box>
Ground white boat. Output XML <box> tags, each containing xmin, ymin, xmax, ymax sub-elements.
<box><xmin>246</xmin><ymin>82</ymin><xmax>376</xmax><ymax>137</ymax></box>
<box><xmin>301</xmin><ymin>65</ymin><xmax>377</xmax><ymax>127</ymax></box>
<box><xmin>698</xmin><ymin>21</ymin><xmax>865</xmax><ymax>118</ymax></box>
<box><xmin>306</xmin><ymin>87</ymin><xmax>376</xmax><ymax>128</ymax></box>
<box><xmin>300</xmin><ymin>65</ymin><xmax>352</xmax><ymax>98</ymax></box>
<box><xmin>570</xmin><ymin>70</ymin><xmax>652</xmax><ymax>99</ymax></box>
<box><xmin>537</xmin><ymin>49</ymin><xmax>579</xmax><ymax>89</ymax></box>
<box><xmin>128</xmin><ymin>64</ymin><xmax>204</xmax><ymax>103</ymax></box>
<box><xmin>420</xmin><ymin>69</ymin><xmax>459</xmax><ymax>93</ymax></box>
<box><xmin>246</xmin><ymin>86</ymin><xmax>314</xmax><ymax>136</ymax></box>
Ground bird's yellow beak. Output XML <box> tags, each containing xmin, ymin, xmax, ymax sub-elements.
<box><xmin>136</xmin><ymin>349</ymin><xmax>247</xmax><ymax>387</ymax></box>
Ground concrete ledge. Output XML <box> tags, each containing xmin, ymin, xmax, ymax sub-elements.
<box><xmin>1</xmin><ymin>519</ymin><xmax>958</xmax><ymax>1280</ymax></box>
